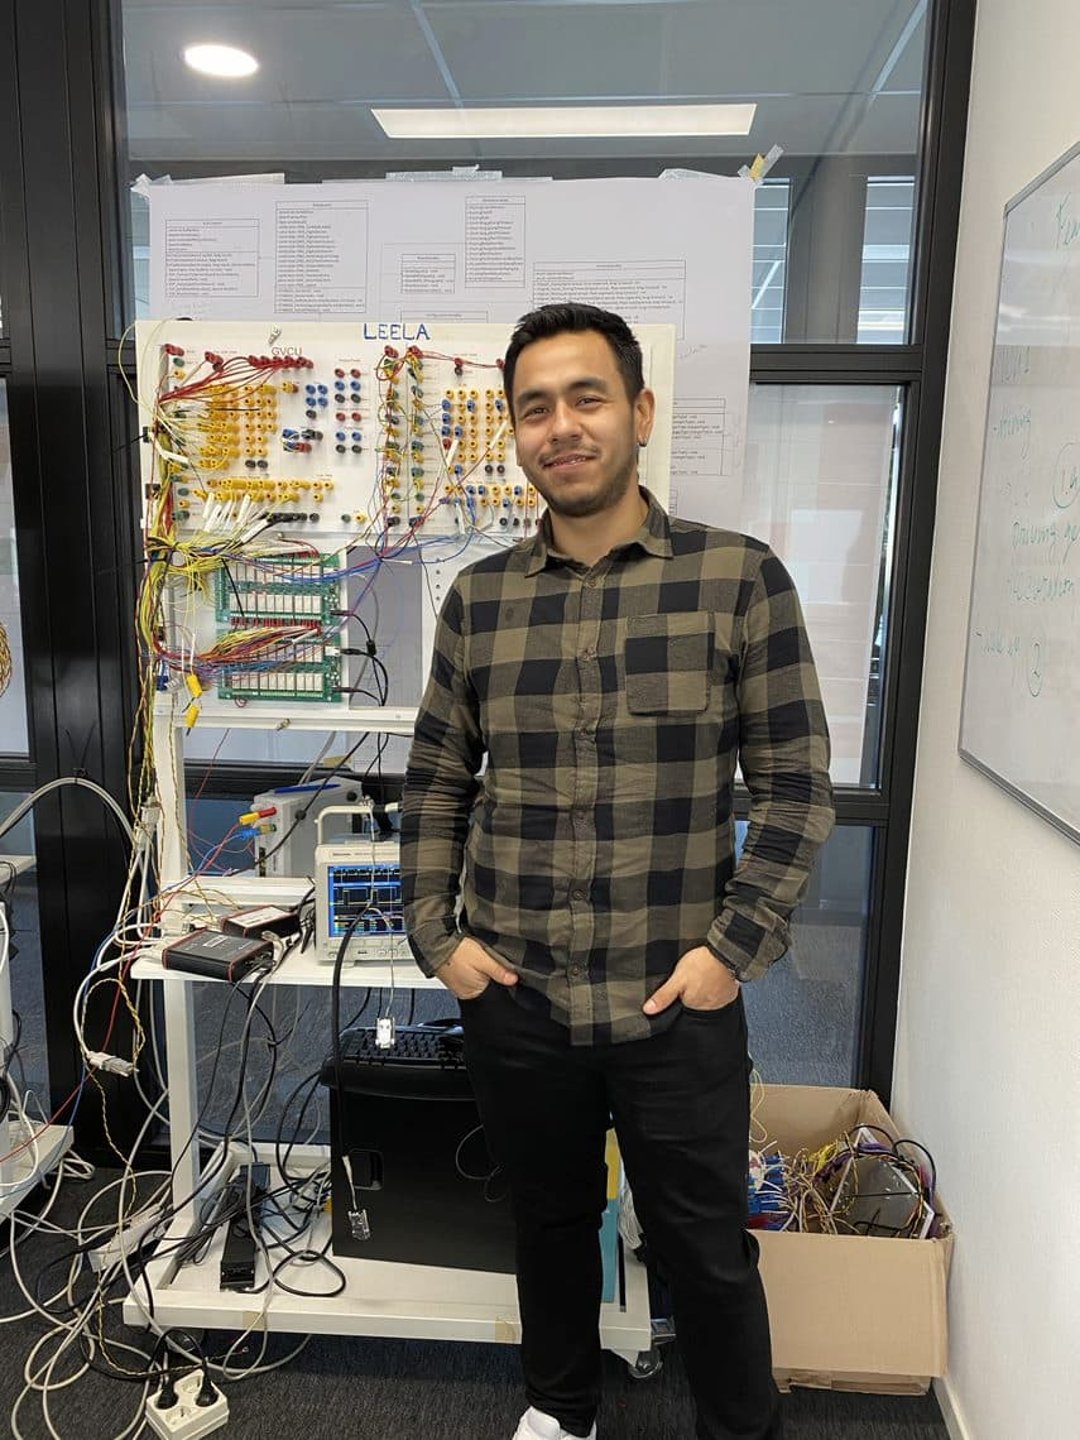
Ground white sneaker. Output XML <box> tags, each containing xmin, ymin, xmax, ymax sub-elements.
<box><xmin>512</xmin><ymin>1406</ymin><xmax>596</xmax><ymax>1440</ymax></box>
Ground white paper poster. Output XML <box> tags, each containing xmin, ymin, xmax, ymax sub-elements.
<box><xmin>146</xmin><ymin>176</ymin><xmax>754</xmax><ymax>525</ymax></box>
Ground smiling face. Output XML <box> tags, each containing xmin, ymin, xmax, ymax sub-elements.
<box><xmin>509</xmin><ymin>329</ymin><xmax>655</xmax><ymax>520</ymax></box>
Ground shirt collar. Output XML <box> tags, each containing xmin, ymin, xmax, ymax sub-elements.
<box><xmin>522</xmin><ymin>487</ymin><xmax>674</xmax><ymax>576</ymax></box>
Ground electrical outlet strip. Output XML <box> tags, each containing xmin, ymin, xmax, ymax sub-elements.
<box><xmin>89</xmin><ymin>1205</ymin><xmax>168</xmax><ymax>1273</ymax></box>
<box><xmin>144</xmin><ymin>1370</ymin><xmax>229</xmax><ymax>1440</ymax></box>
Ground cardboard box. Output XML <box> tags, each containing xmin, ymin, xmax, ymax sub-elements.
<box><xmin>754</xmin><ymin>1085</ymin><xmax>953</xmax><ymax>1396</ymax></box>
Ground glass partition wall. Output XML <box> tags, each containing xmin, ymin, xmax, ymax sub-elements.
<box><xmin>116</xmin><ymin>0</ymin><xmax>933</xmax><ymax>1087</ymax></box>
<box><xmin>0</xmin><ymin>0</ymin><xmax>974</xmax><ymax>1136</ymax></box>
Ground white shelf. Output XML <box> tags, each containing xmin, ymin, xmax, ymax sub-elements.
<box><xmin>132</xmin><ymin>946</ymin><xmax>441</xmax><ymax>991</ymax></box>
<box><xmin>135</xmin><ymin>871</ymin><xmax>439</xmax><ymax>988</ymax></box>
<box><xmin>123</xmin><ymin>1172</ymin><xmax>651</xmax><ymax>1359</ymax></box>
<box><xmin>170</xmin><ymin>874</ymin><xmax>313</xmax><ymax>905</ymax></box>
<box><xmin>173</xmin><ymin>701</ymin><xmax>419</xmax><ymax>735</ymax></box>
<box><xmin>0</xmin><ymin>1123</ymin><xmax>72</xmax><ymax>1220</ymax></box>
<box><xmin>0</xmin><ymin>854</ymin><xmax>36</xmax><ymax>878</ymax></box>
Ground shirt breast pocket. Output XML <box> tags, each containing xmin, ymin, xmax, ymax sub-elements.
<box><xmin>624</xmin><ymin>613</ymin><xmax>714</xmax><ymax>715</ymax></box>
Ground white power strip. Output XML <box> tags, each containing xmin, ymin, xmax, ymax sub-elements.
<box><xmin>89</xmin><ymin>1206</ymin><xmax>167</xmax><ymax>1273</ymax></box>
<box><xmin>144</xmin><ymin>1370</ymin><xmax>229</xmax><ymax>1440</ymax></box>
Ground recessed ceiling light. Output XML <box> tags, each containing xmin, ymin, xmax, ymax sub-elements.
<box><xmin>183</xmin><ymin>44</ymin><xmax>259</xmax><ymax>79</ymax></box>
<box><xmin>372</xmin><ymin>104</ymin><xmax>756</xmax><ymax>141</ymax></box>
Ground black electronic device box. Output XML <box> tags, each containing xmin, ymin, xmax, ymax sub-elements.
<box><xmin>222</xmin><ymin>904</ymin><xmax>302</xmax><ymax>940</ymax></box>
<box><xmin>219</xmin><ymin>1163</ymin><xmax>270</xmax><ymax>1291</ymax></box>
<box><xmin>161</xmin><ymin>928</ymin><xmax>274</xmax><ymax>982</ymax></box>
<box><xmin>320</xmin><ymin>1025</ymin><xmax>517</xmax><ymax>1273</ymax></box>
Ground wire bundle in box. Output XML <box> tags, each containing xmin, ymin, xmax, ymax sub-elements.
<box><xmin>747</xmin><ymin>1149</ymin><xmax>792</xmax><ymax>1230</ymax></box>
<box><xmin>747</xmin><ymin>1124</ymin><xmax>937</xmax><ymax>1238</ymax></box>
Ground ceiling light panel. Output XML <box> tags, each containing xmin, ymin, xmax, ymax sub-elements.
<box><xmin>373</xmin><ymin>104</ymin><xmax>756</xmax><ymax>139</ymax></box>
<box><xmin>183</xmin><ymin>44</ymin><xmax>259</xmax><ymax>78</ymax></box>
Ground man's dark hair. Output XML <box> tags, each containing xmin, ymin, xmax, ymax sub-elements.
<box><xmin>502</xmin><ymin>303</ymin><xmax>644</xmax><ymax>421</ymax></box>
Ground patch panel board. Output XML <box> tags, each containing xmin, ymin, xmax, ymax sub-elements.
<box><xmin>218</xmin><ymin>649</ymin><xmax>342</xmax><ymax>703</ymax></box>
<box><xmin>214</xmin><ymin>555</ymin><xmax>340</xmax><ymax>626</ymax></box>
<box><xmin>136</xmin><ymin>320</ymin><xmax>675</xmax><ymax>719</ymax></box>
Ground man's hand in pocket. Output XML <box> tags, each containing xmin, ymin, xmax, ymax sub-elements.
<box><xmin>437</xmin><ymin>937</ymin><xmax>519</xmax><ymax>1001</ymax></box>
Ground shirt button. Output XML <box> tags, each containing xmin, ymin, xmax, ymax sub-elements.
<box><xmin>580</xmin><ymin>646</ymin><xmax>595</xmax><ymax>660</ymax></box>
<box><xmin>570</xmin><ymin>886</ymin><xmax>588</xmax><ymax>901</ymax></box>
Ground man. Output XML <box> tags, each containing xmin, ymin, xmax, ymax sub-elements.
<box><xmin>401</xmin><ymin>303</ymin><xmax>834</xmax><ymax>1440</ymax></box>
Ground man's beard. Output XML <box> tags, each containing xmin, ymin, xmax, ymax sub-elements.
<box><xmin>529</xmin><ymin>447</ymin><xmax>638</xmax><ymax>519</ymax></box>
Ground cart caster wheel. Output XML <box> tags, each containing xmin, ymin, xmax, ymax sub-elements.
<box><xmin>628</xmin><ymin>1348</ymin><xmax>663</xmax><ymax>1379</ymax></box>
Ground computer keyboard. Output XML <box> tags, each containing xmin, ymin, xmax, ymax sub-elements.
<box><xmin>321</xmin><ymin>1022</ymin><xmax>472</xmax><ymax>1098</ymax></box>
<box><xmin>330</xmin><ymin>1022</ymin><xmax>466</xmax><ymax>1069</ymax></box>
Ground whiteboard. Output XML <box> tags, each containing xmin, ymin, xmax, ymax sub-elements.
<box><xmin>959</xmin><ymin>141</ymin><xmax>1080</xmax><ymax>843</ymax></box>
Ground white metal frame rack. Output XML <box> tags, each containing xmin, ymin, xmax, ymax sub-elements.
<box><xmin>123</xmin><ymin>695</ymin><xmax>653</xmax><ymax>1368</ymax></box>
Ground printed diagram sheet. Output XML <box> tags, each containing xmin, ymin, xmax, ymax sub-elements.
<box><xmin>147</xmin><ymin>176</ymin><xmax>753</xmax><ymax>525</ymax></box>
<box><xmin>274</xmin><ymin>199</ymin><xmax>370</xmax><ymax>314</ymax></box>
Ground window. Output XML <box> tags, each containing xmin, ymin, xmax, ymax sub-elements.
<box><xmin>0</xmin><ymin>383</ymin><xmax>28</xmax><ymax>755</ymax></box>
<box><xmin>119</xmin><ymin>1</ymin><xmax>930</xmax><ymax>346</ymax></box>
<box><xmin>743</xmin><ymin>825</ymin><xmax>874</xmax><ymax>1086</ymax></box>
<box><xmin>744</xmin><ymin>385</ymin><xmax>901</xmax><ymax>786</ymax></box>
<box><xmin>752</xmin><ymin>180</ymin><xmax>790</xmax><ymax>344</ymax></box>
<box><xmin>859</xmin><ymin>177</ymin><xmax>916</xmax><ymax>343</ymax></box>
<box><xmin>0</xmin><ymin>795</ymin><xmax>46</xmax><ymax>1105</ymax></box>
<box><xmin>98</xmin><ymin>0</ymin><xmax>966</xmax><ymax>1104</ymax></box>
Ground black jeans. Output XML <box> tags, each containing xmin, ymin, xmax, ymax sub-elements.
<box><xmin>459</xmin><ymin>984</ymin><xmax>784</xmax><ymax>1440</ymax></box>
